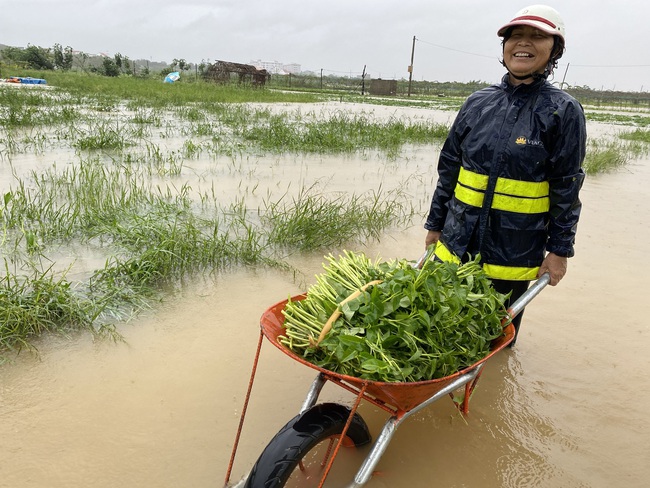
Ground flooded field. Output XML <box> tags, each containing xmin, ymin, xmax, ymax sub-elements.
<box><xmin>1</xmin><ymin>98</ymin><xmax>649</xmax><ymax>488</ymax></box>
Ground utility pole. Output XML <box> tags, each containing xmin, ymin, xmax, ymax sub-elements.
<box><xmin>561</xmin><ymin>62</ymin><xmax>570</xmax><ymax>89</ymax></box>
<box><xmin>407</xmin><ymin>36</ymin><xmax>416</xmax><ymax>97</ymax></box>
<box><xmin>320</xmin><ymin>68</ymin><xmax>323</xmax><ymax>89</ymax></box>
<box><xmin>361</xmin><ymin>65</ymin><xmax>366</xmax><ymax>95</ymax></box>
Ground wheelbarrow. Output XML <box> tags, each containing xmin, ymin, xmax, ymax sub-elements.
<box><xmin>224</xmin><ymin>270</ymin><xmax>551</xmax><ymax>488</ymax></box>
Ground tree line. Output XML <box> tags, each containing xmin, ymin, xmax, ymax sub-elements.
<box><xmin>0</xmin><ymin>43</ymin><xmax>199</xmax><ymax>78</ymax></box>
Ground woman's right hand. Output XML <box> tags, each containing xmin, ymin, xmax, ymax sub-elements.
<box><xmin>425</xmin><ymin>230</ymin><xmax>442</xmax><ymax>249</ymax></box>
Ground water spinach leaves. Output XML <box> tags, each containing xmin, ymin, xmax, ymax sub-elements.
<box><xmin>281</xmin><ymin>251</ymin><xmax>510</xmax><ymax>382</ymax></box>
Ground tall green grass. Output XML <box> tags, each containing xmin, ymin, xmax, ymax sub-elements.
<box><xmin>0</xmin><ymin>261</ymin><xmax>96</xmax><ymax>355</ymax></box>
<box><xmin>1</xmin><ymin>82</ymin><xmax>450</xmax><ymax>158</ymax></box>
<box><xmin>22</xmin><ymin>70</ymin><xmax>321</xmax><ymax>106</ymax></box>
<box><xmin>583</xmin><ymin>144</ymin><xmax>628</xmax><ymax>174</ymax></box>
<box><xmin>263</xmin><ymin>185</ymin><xmax>413</xmax><ymax>252</ymax></box>
<box><xmin>619</xmin><ymin>129</ymin><xmax>650</xmax><ymax>143</ymax></box>
<box><xmin>1</xmin><ymin>149</ymin><xmax>413</xmax><ymax>356</ymax></box>
<box><xmin>3</xmin><ymin>70</ymin><xmax>645</xmax><ymax>359</ymax></box>
<box><xmin>239</xmin><ymin>112</ymin><xmax>449</xmax><ymax>156</ymax></box>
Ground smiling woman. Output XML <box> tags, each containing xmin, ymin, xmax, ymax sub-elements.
<box><xmin>503</xmin><ymin>26</ymin><xmax>555</xmax><ymax>82</ymax></box>
<box><xmin>423</xmin><ymin>4</ymin><xmax>586</xmax><ymax>346</ymax></box>
<box><xmin>497</xmin><ymin>4</ymin><xmax>566</xmax><ymax>84</ymax></box>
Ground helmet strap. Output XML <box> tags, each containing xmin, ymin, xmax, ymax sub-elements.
<box><xmin>509</xmin><ymin>71</ymin><xmax>536</xmax><ymax>81</ymax></box>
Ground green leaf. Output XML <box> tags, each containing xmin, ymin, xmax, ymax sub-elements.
<box><xmin>360</xmin><ymin>358</ymin><xmax>388</xmax><ymax>373</ymax></box>
<box><xmin>399</xmin><ymin>295</ymin><xmax>411</xmax><ymax>308</ymax></box>
<box><xmin>340</xmin><ymin>348</ymin><xmax>358</xmax><ymax>362</ymax></box>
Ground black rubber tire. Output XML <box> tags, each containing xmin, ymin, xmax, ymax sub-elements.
<box><xmin>244</xmin><ymin>402</ymin><xmax>372</xmax><ymax>488</ymax></box>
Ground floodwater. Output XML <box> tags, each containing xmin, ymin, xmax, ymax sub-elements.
<box><xmin>1</xmin><ymin>101</ymin><xmax>649</xmax><ymax>488</ymax></box>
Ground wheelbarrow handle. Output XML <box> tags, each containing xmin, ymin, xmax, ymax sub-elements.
<box><xmin>413</xmin><ymin>246</ymin><xmax>435</xmax><ymax>269</ymax></box>
<box><xmin>508</xmin><ymin>272</ymin><xmax>550</xmax><ymax>321</ymax></box>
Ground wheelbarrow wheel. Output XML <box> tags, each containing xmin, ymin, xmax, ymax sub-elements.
<box><xmin>244</xmin><ymin>402</ymin><xmax>371</xmax><ymax>488</ymax></box>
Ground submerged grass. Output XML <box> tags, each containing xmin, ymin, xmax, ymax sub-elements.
<box><xmin>2</xmin><ymin>71</ymin><xmax>644</xmax><ymax>359</ymax></box>
<box><xmin>239</xmin><ymin>112</ymin><xmax>449</xmax><ymax>155</ymax></box>
<box><xmin>24</xmin><ymin>70</ymin><xmax>322</xmax><ymax>107</ymax></box>
<box><xmin>263</xmin><ymin>185</ymin><xmax>413</xmax><ymax>252</ymax></box>
<box><xmin>1</xmin><ymin>149</ymin><xmax>412</xmax><ymax>357</ymax></box>
<box><xmin>0</xmin><ymin>261</ymin><xmax>95</xmax><ymax>355</ymax></box>
<box><xmin>583</xmin><ymin>143</ymin><xmax>629</xmax><ymax>174</ymax></box>
<box><xmin>586</xmin><ymin>111</ymin><xmax>650</xmax><ymax>127</ymax></box>
<box><xmin>619</xmin><ymin>128</ymin><xmax>650</xmax><ymax>143</ymax></box>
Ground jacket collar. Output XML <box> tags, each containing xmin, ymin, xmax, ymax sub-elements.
<box><xmin>500</xmin><ymin>73</ymin><xmax>546</xmax><ymax>94</ymax></box>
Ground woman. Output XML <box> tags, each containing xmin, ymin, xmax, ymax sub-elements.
<box><xmin>424</xmin><ymin>5</ymin><xmax>586</xmax><ymax>345</ymax></box>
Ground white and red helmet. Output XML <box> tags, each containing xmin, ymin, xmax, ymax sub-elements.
<box><xmin>497</xmin><ymin>5</ymin><xmax>565</xmax><ymax>41</ymax></box>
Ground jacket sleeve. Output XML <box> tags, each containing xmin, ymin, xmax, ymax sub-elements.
<box><xmin>545</xmin><ymin>98</ymin><xmax>586</xmax><ymax>257</ymax></box>
<box><xmin>424</xmin><ymin>107</ymin><xmax>468</xmax><ymax>231</ymax></box>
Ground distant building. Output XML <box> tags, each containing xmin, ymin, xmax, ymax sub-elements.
<box><xmin>250</xmin><ymin>59</ymin><xmax>301</xmax><ymax>75</ymax></box>
<box><xmin>282</xmin><ymin>63</ymin><xmax>301</xmax><ymax>74</ymax></box>
<box><xmin>369</xmin><ymin>79</ymin><xmax>398</xmax><ymax>96</ymax></box>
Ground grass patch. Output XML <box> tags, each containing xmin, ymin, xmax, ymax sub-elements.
<box><xmin>583</xmin><ymin>144</ymin><xmax>628</xmax><ymax>174</ymax></box>
<box><xmin>585</xmin><ymin>112</ymin><xmax>650</xmax><ymax>127</ymax></box>
<box><xmin>262</xmin><ymin>185</ymin><xmax>413</xmax><ymax>252</ymax></box>
<box><xmin>2</xmin><ymin>70</ymin><xmax>645</xmax><ymax>359</ymax></box>
<box><xmin>239</xmin><ymin>112</ymin><xmax>449</xmax><ymax>155</ymax></box>
<box><xmin>619</xmin><ymin>128</ymin><xmax>650</xmax><ymax>143</ymax></box>
<box><xmin>1</xmin><ymin>151</ymin><xmax>413</xmax><ymax>358</ymax></box>
<box><xmin>0</xmin><ymin>261</ymin><xmax>96</xmax><ymax>355</ymax></box>
<box><xmin>23</xmin><ymin>70</ymin><xmax>322</xmax><ymax>107</ymax></box>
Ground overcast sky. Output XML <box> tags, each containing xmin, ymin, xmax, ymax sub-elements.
<box><xmin>1</xmin><ymin>0</ymin><xmax>648</xmax><ymax>92</ymax></box>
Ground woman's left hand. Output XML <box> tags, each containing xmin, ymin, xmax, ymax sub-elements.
<box><xmin>538</xmin><ymin>252</ymin><xmax>568</xmax><ymax>286</ymax></box>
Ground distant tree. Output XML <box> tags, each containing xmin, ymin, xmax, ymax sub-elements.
<box><xmin>62</xmin><ymin>46</ymin><xmax>74</xmax><ymax>70</ymax></box>
<box><xmin>171</xmin><ymin>58</ymin><xmax>189</xmax><ymax>71</ymax></box>
<box><xmin>198</xmin><ymin>60</ymin><xmax>208</xmax><ymax>77</ymax></box>
<box><xmin>0</xmin><ymin>46</ymin><xmax>25</xmax><ymax>64</ymax></box>
<box><xmin>22</xmin><ymin>45</ymin><xmax>54</xmax><ymax>70</ymax></box>
<box><xmin>75</xmin><ymin>51</ymin><xmax>89</xmax><ymax>71</ymax></box>
<box><xmin>53</xmin><ymin>43</ymin><xmax>64</xmax><ymax>69</ymax></box>
<box><xmin>0</xmin><ymin>44</ymin><xmax>54</xmax><ymax>69</ymax></box>
<box><xmin>112</xmin><ymin>52</ymin><xmax>133</xmax><ymax>74</ymax></box>
<box><xmin>102</xmin><ymin>57</ymin><xmax>120</xmax><ymax>77</ymax></box>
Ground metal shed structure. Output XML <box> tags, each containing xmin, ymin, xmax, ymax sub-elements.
<box><xmin>203</xmin><ymin>60</ymin><xmax>270</xmax><ymax>86</ymax></box>
<box><xmin>369</xmin><ymin>79</ymin><xmax>398</xmax><ymax>96</ymax></box>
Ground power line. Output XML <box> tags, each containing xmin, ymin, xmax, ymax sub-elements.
<box><xmin>415</xmin><ymin>37</ymin><xmax>496</xmax><ymax>60</ymax></box>
<box><xmin>417</xmin><ymin>37</ymin><xmax>650</xmax><ymax>69</ymax></box>
<box><xmin>569</xmin><ymin>63</ymin><xmax>650</xmax><ymax>68</ymax></box>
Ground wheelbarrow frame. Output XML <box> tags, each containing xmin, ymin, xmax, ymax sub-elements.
<box><xmin>224</xmin><ymin>273</ymin><xmax>550</xmax><ymax>488</ymax></box>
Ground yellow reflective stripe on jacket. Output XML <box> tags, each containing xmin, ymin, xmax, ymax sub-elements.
<box><xmin>492</xmin><ymin>193</ymin><xmax>549</xmax><ymax>214</ymax></box>
<box><xmin>482</xmin><ymin>263</ymin><xmax>539</xmax><ymax>281</ymax></box>
<box><xmin>458</xmin><ymin>167</ymin><xmax>549</xmax><ymax>197</ymax></box>
<box><xmin>456</xmin><ymin>167</ymin><xmax>550</xmax><ymax>214</ymax></box>
<box><xmin>458</xmin><ymin>167</ymin><xmax>489</xmax><ymax>189</ymax></box>
<box><xmin>434</xmin><ymin>241</ymin><xmax>538</xmax><ymax>281</ymax></box>
<box><xmin>433</xmin><ymin>241</ymin><xmax>461</xmax><ymax>264</ymax></box>
<box><xmin>454</xmin><ymin>185</ymin><xmax>550</xmax><ymax>214</ymax></box>
<box><xmin>495</xmin><ymin>178</ymin><xmax>548</xmax><ymax>198</ymax></box>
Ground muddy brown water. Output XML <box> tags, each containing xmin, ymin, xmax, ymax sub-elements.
<box><xmin>1</xmin><ymin>102</ymin><xmax>649</xmax><ymax>488</ymax></box>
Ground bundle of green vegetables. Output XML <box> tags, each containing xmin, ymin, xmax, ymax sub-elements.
<box><xmin>281</xmin><ymin>250</ymin><xmax>510</xmax><ymax>382</ymax></box>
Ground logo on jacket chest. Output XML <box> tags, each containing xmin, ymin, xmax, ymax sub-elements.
<box><xmin>515</xmin><ymin>136</ymin><xmax>544</xmax><ymax>147</ymax></box>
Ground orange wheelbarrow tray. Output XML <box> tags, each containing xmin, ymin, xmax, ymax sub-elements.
<box><xmin>225</xmin><ymin>274</ymin><xmax>550</xmax><ymax>488</ymax></box>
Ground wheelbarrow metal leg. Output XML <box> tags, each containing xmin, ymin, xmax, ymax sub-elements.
<box><xmin>300</xmin><ymin>373</ymin><xmax>327</xmax><ymax>413</ymax></box>
<box><xmin>345</xmin><ymin>366</ymin><xmax>483</xmax><ymax>488</ymax></box>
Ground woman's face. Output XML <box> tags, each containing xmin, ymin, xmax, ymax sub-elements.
<box><xmin>503</xmin><ymin>25</ymin><xmax>555</xmax><ymax>84</ymax></box>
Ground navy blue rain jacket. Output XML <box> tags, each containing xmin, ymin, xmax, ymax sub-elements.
<box><xmin>425</xmin><ymin>74</ymin><xmax>586</xmax><ymax>271</ymax></box>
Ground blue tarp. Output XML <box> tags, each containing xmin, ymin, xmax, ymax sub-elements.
<box><xmin>7</xmin><ymin>77</ymin><xmax>47</xmax><ymax>84</ymax></box>
<box><xmin>164</xmin><ymin>72</ymin><xmax>180</xmax><ymax>83</ymax></box>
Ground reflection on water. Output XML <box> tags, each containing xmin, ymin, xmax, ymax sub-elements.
<box><xmin>1</xmin><ymin>106</ymin><xmax>650</xmax><ymax>488</ymax></box>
